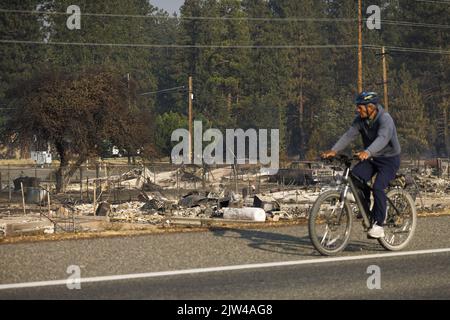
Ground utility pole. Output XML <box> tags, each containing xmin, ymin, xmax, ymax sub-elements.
<box><xmin>299</xmin><ymin>71</ymin><xmax>305</xmax><ymax>158</ymax></box>
<box><xmin>127</xmin><ymin>73</ymin><xmax>131</xmax><ymax>108</ymax></box>
<box><xmin>444</xmin><ymin>106</ymin><xmax>449</xmax><ymax>156</ymax></box>
<box><xmin>382</xmin><ymin>46</ymin><xmax>389</xmax><ymax>112</ymax></box>
<box><xmin>358</xmin><ymin>0</ymin><xmax>363</xmax><ymax>93</ymax></box>
<box><xmin>188</xmin><ymin>76</ymin><xmax>193</xmax><ymax>162</ymax></box>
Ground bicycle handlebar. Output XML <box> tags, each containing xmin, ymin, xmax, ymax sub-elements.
<box><xmin>321</xmin><ymin>154</ymin><xmax>360</xmax><ymax>167</ymax></box>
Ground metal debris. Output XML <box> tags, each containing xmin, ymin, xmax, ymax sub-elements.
<box><xmin>179</xmin><ymin>193</ymin><xmax>208</xmax><ymax>208</ymax></box>
<box><xmin>96</xmin><ymin>202</ymin><xmax>111</xmax><ymax>216</ymax></box>
<box><xmin>253</xmin><ymin>194</ymin><xmax>280</xmax><ymax>212</ymax></box>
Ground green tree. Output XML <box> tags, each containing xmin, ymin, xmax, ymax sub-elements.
<box><xmin>387</xmin><ymin>0</ymin><xmax>449</xmax><ymax>156</ymax></box>
<box><xmin>0</xmin><ymin>0</ymin><xmax>46</xmax><ymax>100</ymax></box>
<box><xmin>180</xmin><ymin>0</ymin><xmax>251</xmax><ymax>129</ymax></box>
<box><xmin>239</xmin><ymin>0</ymin><xmax>290</xmax><ymax>158</ymax></box>
<box><xmin>155</xmin><ymin>112</ymin><xmax>188</xmax><ymax>157</ymax></box>
<box><xmin>0</xmin><ymin>0</ymin><xmax>49</xmax><ymax>158</ymax></box>
<box><xmin>46</xmin><ymin>0</ymin><xmax>159</xmax><ymax>112</ymax></box>
<box><xmin>390</xmin><ymin>67</ymin><xmax>429</xmax><ymax>158</ymax></box>
<box><xmin>270</xmin><ymin>0</ymin><xmax>330</xmax><ymax>158</ymax></box>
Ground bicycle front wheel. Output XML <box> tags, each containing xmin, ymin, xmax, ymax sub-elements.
<box><xmin>308</xmin><ymin>190</ymin><xmax>353</xmax><ymax>256</ymax></box>
<box><xmin>378</xmin><ymin>189</ymin><xmax>417</xmax><ymax>251</ymax></box>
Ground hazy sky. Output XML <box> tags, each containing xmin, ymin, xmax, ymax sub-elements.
<box><xmin>151</xmin><ymin>0</ymin><xmax>184</xmax><ymax>15</ymax></box>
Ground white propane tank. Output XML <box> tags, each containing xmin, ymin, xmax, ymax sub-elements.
<box><xmin>222</xmin><ymin>207</ymin><xmax>266</xmax><ymax>222</ymax></box>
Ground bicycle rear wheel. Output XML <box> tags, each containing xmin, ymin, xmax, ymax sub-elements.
<box><xmin>308</xmin><ymin>190</ymin><xmax>353</xmax><ymax>256</ymax></box>
<box><xmin>378</xmin><ymin>189</ymin><xmax>417</xmax><ymax>251</ymax></box>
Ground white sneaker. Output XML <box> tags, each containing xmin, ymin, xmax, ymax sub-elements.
<box><xmin>368</xmin><ymin>223</ymin><xmax>385</xmax><ymax>238</ymax></box>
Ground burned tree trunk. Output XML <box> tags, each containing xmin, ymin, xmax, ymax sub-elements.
<box><xmin>55</xmin><ymin>159</ymin><xmax>86</xmax><ymax>193</ymax></box>
<box><xmin>55</xmin><ymin>143</ymin><xmax>86</xmax><ymax>193</ymax></box>
<box><xmin>444</xmin><ymin>106</ymin><xmax>449</xmax><ymax>156</ymax></box>
<box><xmin>55</xmin><ymin>165</ymin><xmax>66</xmax><ymax>194</ymax></box>
<box><xmin>55</xmin><ymin>143</ymin><xmax>68</xmax><ymax>193</ymax></box>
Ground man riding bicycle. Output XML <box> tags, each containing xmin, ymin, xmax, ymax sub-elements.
<box><xmin>322</xmin><ymin>91</ymin><xmax>401</xmax><ymax>239</ymax></box>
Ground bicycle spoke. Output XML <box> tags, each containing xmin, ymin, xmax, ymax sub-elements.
<box><xmin>401</xmin><ymin>220</ymin><xmax>410</xmax><ymax>232</ymax></box>
<box><xmin>310</xmin><ymin>191</ymin><xmax>352</xmax><ymax>255</ymax></box>
<box><xmin>327</xmin><ymin>235</ymin><xmax>340</xmax><ymax>247</ymax></box>
<box><xmin>388</xmin><ymin>234</ymin><xmax>395</xmax><ymax>244</ymax></box>
<box><xmin>378</xmin><ymin>189</ymin><xmax>417</xmax><ymax>250</ymax></box>
<box><xmin>321</xmin><ymin>225</ymin><xmax>329</xmax><ymax>246</ymax></box>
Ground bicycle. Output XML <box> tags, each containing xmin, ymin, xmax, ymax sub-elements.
<box><xmin>308</xmin><ymin>154</ymin><xmax>417</xmax><ymax>256</ymax></box>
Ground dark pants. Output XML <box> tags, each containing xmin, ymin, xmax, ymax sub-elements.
<box><xmin>352</xmin><ymin>155</ymin><xmax>401</xmax><ymax>225</ymax></box>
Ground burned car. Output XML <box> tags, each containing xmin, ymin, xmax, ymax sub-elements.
<box><xmin>269</xmin><ymin>161</ymin><xmax>335</xmax><ymax>185</ymax></box>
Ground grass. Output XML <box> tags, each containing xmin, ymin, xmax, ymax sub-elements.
<box><xmin>0</xmin><ymin>218</ymin><xmax>308</xmax><ymax>245</ymax></box>
<box><xmin>0</xmin><ymin>159</ymin><xmax>39</xmax><ymax>165</ymax></box>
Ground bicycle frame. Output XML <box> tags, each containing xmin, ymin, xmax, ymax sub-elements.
<box><xmin>339</xmin><ymin>165</ymin><xmax>372</xmax><ymax>229</ymax></box>
<box><xmin>338</xmin><ymin>160</ymin><xmax>404</xmax><ymax>230</ymax></box>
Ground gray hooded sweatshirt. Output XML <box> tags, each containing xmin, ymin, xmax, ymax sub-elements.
<box><xmin>332</xmin><ymin>105</ymin><xmax>401</xmax><ymax>158</ymax></box>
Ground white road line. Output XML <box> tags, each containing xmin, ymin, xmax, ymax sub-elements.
<box><xmin>1</xmin><ymin>247</ymin><xmax>450</xmax><ymax>290</ymax></box>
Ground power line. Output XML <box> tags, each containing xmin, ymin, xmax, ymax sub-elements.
<box><xmin>381</xmin><ymin>19</ymin><xmax>450</xmax><ymax>29</ymax></box>
<box><xmin>0</xmin><ymin>9</ymin><xmax>356</xmax><ymax>21</ymax></box>
<box><xmin>366</xmin><ymin>44</ymin><xmax>450</xmax><ymax>54</ymax></box>
<box><xmin>1</xmin><ymin>39</ymin><xmax>449</xmax><ymax>54</ymax></box>
<box><xmin>140</xmin><ymin>86</ymin><xmax>186</xmax><ymax>96</ymax></box>
<box><xmin>0</xmin><ymin>9</ymin><xmax>449</xmax><ymax>29</ymax></box>
<box><xmin>414</xmin><ymin>0</ymin><xmax>450</xmax><ymax>4</ymax></box>
<box><xmin>0</xmin><ymin>39</ymin><xmax>360</xmax><ymax>49</ymax></box>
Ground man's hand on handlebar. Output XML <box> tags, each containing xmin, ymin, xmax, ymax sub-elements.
<box><xmin>320</xmin><ymin>150</ymin><xmax>370</xmax><ymax>162</ymax></box>
<box><xmin>321</xmin><ymin>150</ymin><xmax>337</xmax><ymax>159</ymax></box>
<box><xmin>355</xmin><ymin>151</ymin><xmax>370</xmax><ymax>161</ymax></box>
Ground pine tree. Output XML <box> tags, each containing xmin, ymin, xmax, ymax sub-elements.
<box><xmin>269</xmin><ymin>0</ymin><xmax>331</xmax><ymax>158</ymax></box>
<box><xmin>0</xmin><ymin>0</ymin><xmax>48</xmax><ymax>157</ymax></box>
<box><xmin>391</xmin><ymin>67</ymin><xmax>429</xmax><ymax>157</ymax></box>
<box><xmin>0</xmin><ymin>0</ymin><xmax>46</xmax><ymax>100</ymax></box>
<box><xmin>45</xmin><ymin>0</ymin><xmax>159</xmax><ymax>111</ymax></box>
<box><xmin>390</xmin><ymin>0</ymin><xmax>450</xmax><ymax>156</ymax></box>
<box><xmin>239</xmin><ymin>0</ymin><xmax>290</xmax><ymax>157</ymax></box>
<box><xmin>180</xmin><ymin>0</ymin><xmax>252</xmax><ymax>129</ymax></box>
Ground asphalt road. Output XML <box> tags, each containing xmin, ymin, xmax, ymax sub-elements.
<box><xmin>0</xmin><ymin>215</ymin><xmax>449</xmax><ymax>299</ymax></box>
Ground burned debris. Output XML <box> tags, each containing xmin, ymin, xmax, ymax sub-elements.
<box><xmin>0</xmin><ymin>160</ymin><xmax>449</xmax><ymax>238</ymax></box>
<box><xmin>13</xmin><ymin>177</ymin><xmax>41</xmax><ymax>191</ymax></box>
